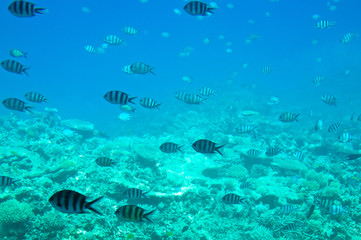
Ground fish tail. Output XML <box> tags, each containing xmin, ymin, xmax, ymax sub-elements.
<box><xmin>35</xmin><ymin>8</ymin><xmax>47</xmax><ymax>14</ymax></box>
<box><xmin>43</xmin><ymin>98</ymin><xmax>49</xmax><ymax>103</ymax></box>
<box><xmin>295</xmin><ymin>114</ymin><xmax>300</xmax><ymax>121</ymax></box>
<box><xmin>143</xmin><ymin>209</ymin><xmax>156</xmax><ymax>223</ymax></box>
<box><xmin>86</xmin><ymin>196</ymin><xmax>104</xmax><ymax>215</ymax></box>
<box><xmin>150</xmin><ymin>68</ymin><xmax>156</xmax><ymax>76</ymax></box>
<box><xmin>24</xmin><ymin>53</ymin><xmax>28</xmax><ymax>59</ymax></box>
<box><xmin>207</xmin><ymin>8</ymin><xmax>216</xmax><ymax>14</ymax></box>
<box><xmin>128</xmin><ymin>97</ymin><xmax>137</xmax><ymax>104</ymax></box>
<box><xmin>23</xmin><ymin>67</ymin><xmax>30</xmax><ymax>76</ymax></box>
<box><xmin>25</xmin><ymin>106</ymin><xmax>33</xmax><ymax>113</ymax></box>
<box><xmin>143</xmin><ymin>191</ymin><xmax>150</xmax><ymax>198</ymax></box>
<box><xmin>178</xmin><ymin>145</ymin><xmax>184</xmax><ymax>153</ymax></box>
<box><xmin>216</xmin><ymin>145</ymin><xmax>226</xmax><ymax>156</ymax></box>
<box><xmin>155</xmin><ymin>103</ymin><xmax>162</xmax><ymax>109</ymax></box>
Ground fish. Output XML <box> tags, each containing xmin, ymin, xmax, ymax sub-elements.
<box><xmin>315</xmin><ymin>198</ymin><xmax>333</xmax><ymax>209</ymax></box>
<box><xmin>123</xmin><ymin>188</ymin><xmax>149</xmax><ymax>199</ymax></box>
<box><xmin>8</xmin><ymin>0</ymin><xmax>46</xmax><ymax>17</ymax></box>
<box><xmin>246</xmin><ymin>149</ymin><xmax>261</xmax><ymax>157</ymax></box>
<box><xmin>199</xmin><ymin>87</ymin><xmax>215</xmax><ymax>96</ymax></box>
<box><xmin>315</xmin><ymin>119</ymin><xmax>324</xmax><ymax>131</ymax></box>
<box><xmin>95</xmin><ymin>157</ymin><xmax>116</xmax><ymax>167</ymax></box>
<box><xmin>315</xmin><ymin>20</ymin><xmax>335</xmax><ymax>29</ymax></box>
<box><xmin>1</xmin><ymin>59</ymin><xmax>29</xmax><ymax>75</ymax></box>
<box><xmin>104</xmin><ymin>35</ymin><xmax>125</xmax><ymax>45</ymax></box>
<box><xmin>327</xmin><ymin>122</ymin><xmax>340</xmax><ymax>133</ymax></box>
<box><xmin>159</xmin><ymin>142</ymin><xmax>183</xmax><ymax>153</ymax></box>
<box><xmin>122</xmin><ymin>65</ymin><xmax>134</xmax><ymax>74</ymax></box>
<box><xmin>120</xmin><ymin>104</ymin><xmax>136</xmax><ymax>112</ymax></box>
<box><xmin>222</xmin><ymin>193</ymin><xmax>245</xmax><ymax>204</ymax></box>
<box><xmin>239</xmin><ymin>182</ymin><xmax>253</xmax><ymax>190</ymax></box>
<box><xmin>182</xmin><ymin>76</ymin><xmax>193</xmax><ymax>83</ymax></box>
<box><xmin>0</xmin><ymin>176</ymin><xmax>17</xmax><ymax>191</ymax></box>
<box><xmin>192</xmin><ymin>139</ymin><xmax>225</xmax><ymax>156</ymax></box>
<box><xmin>84</xmin><ymin>45</ymin><xmax>97</xmax><ymax>54</ymax></box>
<box><xmin>293</xmin><ymin>151</ymin><xmax>304</xmax><ymax>161</ymax></box>
<box><xmin>9</xmin><ymin>49</ymin><xmax>27</xmax><ymax>58</ymax></box>
<box><xmin>279</xmin><ymin>112</ymin><xmax>299</xmax><ymax>122</ymax></box>
<box><xmin>280</xmin><ymin>205</ymin><xmax>298</xmax><ymax>214</ymax></box>
<box><xmin>346</xmin><ymin>154</ymin><xmax>361</xmax><ymax>160</ymax></box>
<box><xmin>262</xmin><ymin>66</ymin><xmax>272</xmax><ymax>74</ymax></box>
<box><xmin>130</xmin><ymin>62</ymin><xmax>155</xmax><ymax>75</ymax></box>
<box><xmin>358</xmin><ymin>114</ymin><xmax>361</xmax><ymax>121</ymax></box>
<box><xmin>175</xmin><ymin>91</ymin><xmax>188</xmax><ymax>101</ymax></box>
<box><xmin>183</xmin><ymin>94</ymin><xmax>204</xmax><ymax>104</ymax></box>
<box><xmin>139</xmin><ymin>97</ymin><xmax>161</xmax><ymax>109</ymax></box>
<box><xmin>24</xmin><ymin>92</ymin><xmax>48</xmax><ymax>103</ymax></box>
<box><xmin>122</xmin><ymin>26</ymin><xmax>139</xmax><ymax>35</ymax></box>
<box><xmin>235</xmin><ymin>124</ymin><xmax>256</xmax><ymax>134</ymax></box>
<box><xmin>267</xmin><ymin>96</ymin><xmax>280</xmax><ymax>105</ymax></box>
<box><xmin>283</xmin><ymin>223</ymin><xmax>300</xmax><ymax>231</ymax></box>
<box><xmin>340</xmin><ymin>33</ymin><xmax>357</xmax><ymax>44</ymax></box>
<box><xmin>338</xmin><ymin>132</ymin><xmax>353</xmax><ymax>143</ymax></box>
<box><xmin>2</xmin><ymin>98</ymin><xmax>32</xmax><ymax>112</ymax></box>
<box><xmin>183</xmin><ymin>1</ymin><xmax>215</xmax><ymax>16</ymax></box>
<box><xmin>266</xmin><ymin>147</ymin><xmax>282</xmax><ymax>157</ymax></box>
<box><xmin>306</xmin><ymin>204</ymin><xmax>315</xmax><ymax>219</ymax></box>
<box><xmin>181</xmin><ymin>226</ymin><xmax>189</xmax><ymax>233</ymax></box>
<box><xmin>115</xmin><ymin>205</ymin><xmax>156</xmax><ymax>222</ymax></box>
<box><xmin>328</xmin><ymin>205</ymin><xmax>347</xmax><ymax>215</ymax></box>
<box><xmin>313</xmin><ymin>76</ymin><xmax>324</xmax><ymax>86</ymax></box>
<box><xmin>104</xmin><ymin>90</ymin><xmax>136</xmax><ymax>105</ymax></box>
<box><xmin>321</xmin><ymin>94</ymin><xmax>337</xmax><ymax>106</ymax></box>
<box><xmin>48</xmin><ymin>190</ymin><xmax>103</xmax><ymax>215</ymax></box>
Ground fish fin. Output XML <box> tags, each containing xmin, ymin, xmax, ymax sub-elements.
<box><xmin>23</xmin><ymin>67</ymin><xmax>30</xmax><ymax>76</ymax></box>
<box><xmin>43</xmin><ymin>98</ymin><xmax>49</xmax><ymax>103</ymax></box>
<box><xmin>24</xmin><ymin>53</ymin><xmax>28</xmax><ymax>59</ymax></box>
<box><xmin>25</xmin><ymin>106</ymin><xmax>33</xmax><ymax>113</ymax></box>
<box><xmin>142</xmin><ymin>191</ymin><xmax>150</xmax><ymax>198</ymax></box>
<box><xmin>86</xmin><ymin>196</ymin><xmax>104</xmax><ymax>215</ymax></box>
<box><xmin>295</xmin><ymin>114</ymin><xmax>300</xmax><ymax>121</ymax></box>
<box><xmin>150</xmin><ymin>68</ymin><xmax>156</xmax><ymax>76</ymax></box>
<box><xmin>178</xmin><ymin>145</ymin><xmax>184</xmax><ymax>153</ymax></box>
<box><xmin>128</xmin><ymin>97</ymin><xmax>137</xmax><ymax>104</ymax></box>
<box><xmin>131</xmin><ymin>107</ymin><xmax>136</xmax><ymax>112</ymax></box>
<box><xmin>155</xmin><ymin>103</ymin><xmax>162</xmax><ymax>109</ymax></box>
<box><xmin>143</xmin><ymin>209</ymin><xmax>156</xmax><ymax>223</ymax></box>
<box><xmin>207</xmin><ymin>8</ymin><xmax>216</xmax><ymax>14</ymax></box>
<box><xmin>216</xmin><ymin>145</ymin><xmax>226</xmax><ymax>156</ymax></box>
<box><xmin>35</xmin><ymin>8</ymin><xmax>48</xmax><ymax>14</ymax></box>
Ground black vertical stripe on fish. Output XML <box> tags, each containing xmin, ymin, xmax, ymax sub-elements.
<box><xmin>104</xmin><ymin>90</ymin><xmax>136</xmax><ymax>105</ymax></box>
<box><xmin>246</xmin><ymin>149</ymin><xmax>261</xmax><ymax>157</ymax></box>
<box><xmin>321</xmin><ymin>94</ymin><xmax>337</xmax><ymax>106</ymax></box>
<box><xmin>159</xmin><ymin>142</ymin><xmax>183</xmax><ymax>153</ymax></box>
<box><xmin>24</xmin><ymin>92</ymin><xmax>48</xmax><ymax>103</ymax></box>
<box><xmin>184</xmin><ymin>94</ymin><xmax>204</xmax><ymax>104</ymax></box>
<box><xmin>130</xmin><ymin>62</ymin><xmax>155</xmax><ymax>75</ymax></box>
<box><xmin>0</xmin><ymin>176</ymin><xmax>17</xmax><ymax>190</ymax></box>
<box><xmin>280</xmin><ymin>205</ymin><xmax>297</xmax><ymax>214</ymax></box>
<box><xmin>95</xmin><ymin>157</ymin><xmax>116</xmax><ymax>167</ymax></box>
<box><xmin>192</xmin><ymin>139</ymin><xmax>225</xmax><ymax>155</ymax></box>
<box><xmin>199</xmin><ymin>87</ymin><xmax>215</xmax><ymax>96</ymax></box>
<box><xmin>2</xmin><ymin>98</ymin><xmax>32</xmax><ymax>113</ymax></box>
<box><xmin>184</xmin><ymin>1</ymin><xmax>215</xmax><ymax>16</ymax></box>
<box><xmin>266</xmin><ymin>147</ymin><xmax>281</xmax><ymax>157</ymax></box>
<box><xmin>306</xmin><ymin>205</ymin><xmax>315</xmax><ymax>219</ymax></box>
<box><xmin>139</xmin><ymin>97</ymin><xmax>161</xmax><ymax>109</ymax></box>
<box><xmin>115</xmin><ymin>205</ymin><xmax>156</xmax><ymax>222</ymax></box>
<box><xmin>49</xmin><ymin>190</ymin><xmax>103</xmax><ymax>215</ymax></box>
<box><xmin>327</xmin><ymin>122</ymin><xmax>340</xmax><ymax>133</ymax></box>
<box><xmin>1</xmin><ymin>60</ymin><xmax>29</xmax><ymax>75</ymax></box>
<box><xmin>279</xmin><ymin>112</ymin><xmax>299</xmax><ymax>122</ymax></box>
<box><xmin>239</xmin><ymin>182</ymin><xmax>252</xmax><ymax>189</ymax></box>
<box><xmin>222</xmin><ymin>193</ymin><xmax>244</xmax><ymax>204</ymax></box>
<box><xmin>123</xmin><ymin>188</ymin><xmax>148</xmax><ymax>199</ymax></box>
<box><xmin>8</xmin><ymin>0</ymin><xmax>46</xmax><ymax>17</ymax></box>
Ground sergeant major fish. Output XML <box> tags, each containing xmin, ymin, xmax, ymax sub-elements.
<box><xmin>246</xmin><ymin>149</ymin><xmax>261</xmax><ymax>157</ymax></box>
<box><xmin>199</xmin><ymin>87</ymin><xmax>215</xmax><ymax>96</ymax></box>
<box><xmin>313</xmin><ymin>76</ymin><xmax>324</xmax><ymax>86</ymax></box>
<box><xmin>115</xmin><ymin>205</ymin><xmax>156</xmax><ymax>222</ymax></box>
<box><xmin>24</xmin><ymin>92</ymin><xmax>48</xmax><ymax>103</ymax></box>
<box><xmin>130</xmin><ymin>62</ymin><xmax>155</xmax><ymax>75</ymax></box>
<box><xmin>104</xmin><ymin>90</ymin><xmax>136</xmax><ymax>105</ymax></box>
<box><xmin>122</xmin><ymin>65</ymin><xmax>134</xmax><ymax>75</ymax></box>
<box><xmin>122</xmin><ymin>26</ymin><xmax>139</xmax><ymax>35</ymax></box>
<box><xmin>9</xmin><ymin>49</ymin><xmax>27</xmax><ymax>58</ymax></box>
<box><xmin>315</xmin><ymin>20</ymin><xmax>335</xmax><ymax>29</ymax></box>
<box><xmin>328</xmin><ymin>122</ymin><xmax>340</xmax><ymax>133</ymax></box>
<box><xmin>84</xmin><ymin>45</ymin><xmax>97</xmax><ymax>54</ymax></box>
<box><xmin>139</xmin><ymin>97</ymin><xmax>161</xmax><ymax>109</ymax></box>
<box><xmin>2</xmin><ymin>98</ymin><xmax>32</xmax><ymax>112</ymax></box>
<box><xmin>340</xmin><ymin>33</ymin><xmax>357</xmax><ymax>44</ymax></box>
<box><xmin>0</xmin><ymin>176</ymin><xmax>17</xmax><ymax>192</ymax></box>
<box><xmin>123</xmin><ymin>188</ymin><xmax>149</xmax><ymax>199</ymax></box>
<box><xmin>321</xmin><ymin>94</ymin><xmax>337</xmax><ymax>106</ymax></box>
<box><xmin>192</xmin><ymin>139</ymin><xmax>225</xmax><ymax>155</ymax></box>
<box><xmin>266</xmin><ymin>147</ymin><xmax>282</xmax><ymax>157</ymax></box>
<box><xmin>48</xmin><ymin>190</ymin><xmax>103</xmax><ymax>215</ymax></box>
<box><xmin>279</xmin><ymin>112</ymin><xmax>299</xmax><ymax>122</ymax></box>
<box><xmin>1</xmin><ymin>59</ymin><xmax>29</xmax><ymax>76</ymax></box>
<box><xmin>8</xmin><ymin>0</ymin><xmax>47</xmax><ymax>17</ymax></box>
<box><xmin>183</xmin><ymin>94</ymin><xmax>204</xmax><ymax>104</ymax></box>
<box><xmin>183</xmin><ymin>1</ymin><xmax>216</xmax><ymax>16</ymax></box>
<box><xmin>95</xmin><ymin>157</ymin><xmax>117</xmax><ymax>167</ymax></box>
<box><xmin>104</xmin><ymin>35</ymin><xmax>125</xmax><ymax>45</ymax></box>
<box><xmin>159</xmin><ymin>142</ymin><xmax>183</xmax><ymax>153</ymax></box>
<box><xmin>222</xmin><ymin>193</ymin><xmax>245</xmax><ymax>204</ymax></box>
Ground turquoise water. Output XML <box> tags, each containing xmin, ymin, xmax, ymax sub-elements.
<box><xmin>1</xmin><ymin>0</ymin><xmax>361</xmax><ymax>239</ymax></box>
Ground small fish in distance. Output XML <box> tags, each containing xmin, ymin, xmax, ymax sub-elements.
<box><xmin>184</xmin><ymin>1</ymin><xmax>215</xmax><ymax>16</ymax></box>
<box><xmin>115</xmin><ymin>205</ymin><xmax>156</xmax><ymax>222</ymax></box>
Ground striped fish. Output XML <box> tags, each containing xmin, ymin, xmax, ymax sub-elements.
<box><xmin>192</xmin><ymin>139</ymin><xmax>225</xmax><ymax>156</ymax></box>
<box><xmin>175</xmin><ymin>91</ymin><xmax>187</xmax><ymax>101</ymax></box>
<box><xmin>139</xmin><ymin>97</ymin><xmax>161</xmax><ymax>109</ymax></box>
<box><xmin>122</xmin><ymin>26</ymin><xmax>139</xmax><ymax>35</ymax></box>
<box><xmin>104</xmin><ymin>35</ymin><xmax>125</xmax><ymax>45</ymax></box>
<box><xmin>1</xmin><ymin>59</ymin><xmax>29</xmax><ymax>75</ymax></box>
<box><xmin>123</xmin><ymin>188</ymin><xmax>149</xmax><ymax>199</ymax></box>
<box><xmin>262</xmin><ymin>66</ymin><xmax>272</xmax><ymax>74</ymax></box>
<box><xmin>239</xmin><ymin>182</ymin><xmax>252</xmax><ymax>190</ymax></box>
<box><xmin>315</xmin><ymin>20</ymin><xmax>335</xmax><ymax>29</ymax></box>
<box><xmin>183</xmin><ymin>94</ymin><xmax>204</xmax><ymax>104</ymax></box>
<box><xmin>183</xmin><ymin>1</ymin><xmax>215</xmax><ymax>16</ymax></box>
<box><xmin>315</xmin><ymin>198</ymin><xmax>333</xmax><ymax>210</ymax></box>
<box><xmin>84</xmin><ymin>45</ymin><xmax>97</xmax><ymax>54</ymax></box>
<box><xmin>24</xmin><ymin>92</ymin><xmax>48</xmax><ymax>103</ymax></box>
<box><xmin>246</xmin><ymin>149</ymin><xmax>261</xmax><ymax>157</ymax></box>
<box><xmin>2</xmin><ymin>98</ymin><xmax>32</xmax><ymax>112</ymax></box>
<box><xmin>340</xmin><ymin>33</ymin><xmax>356</xmax><ymax>44</ymax></box>
<box><xmin>130</xmin><ymin>62</ymin><xmax>155</xmax><ymax>75</ymax></box>
<box><xmin>95</xmin><ymin>157</ymin><xmax>116</xmax><ymax>167</ymax></box>
<box><xmin>199</xmin><ymin>87</ymin><xmax>215</xmax><ymax>96</ymax></box>
<box><xmin>293</xmin><ymin>151</ymin><xmax>304</xmax><ymax>161</ymax></box>
<box><xmin>338</xmin><ymin>132</ymin><xmax>352</xmax><ymax>143</ymax></box>
<box><xmin>313</xmin><ymin>76</ymin><xmax>324</xmax><ymax>86</ymax></box>
<box><xmin>48</xmin><ymin>190</ymin><xmax>103</xmax><ymax>215</ymax></box>
<box><xmin>8</xmin><ymin>0</ymin><xmax>46</xmax><ymax>17</ymax></box>
<box><xmin>115</xmin><ymin>205</ymin><xmax>156</xmax><ymax>222</ymax></box>
<box><xmin>0</xmin><ymin>176</ymin><xmax>17</xmax><ymax>191</ymax></box>
<box><xmin>122</xmin><ymin>65</ymin><xmax>134</xmax><ymax>74</ymax></box>
<box><xmin>280</xmin><ymin>205</ymin><xmax>298</xmax><ymax>214</ymax></box>
<box><xmin>104</xmin><ymin>90</ymin><xmax>136</xmax><ymax>105</ymax></box>
<box><xmin>283</xmin><ymin>223</ymin><xmax>300</xmax><ymax>231</ymax></box>
<box><xmin>279</xmin><ymin>112</ymin><xmax>299</xmax><ymax>122</ymax></box>
<box><xmin>327</xmin><ymin>122</ymin><xmax>340</xmax><ymax>133</ymax></box>
<box><xmin>10</xmin><ymin>49</ymin><xmax>27</xmax><ymax>58</ymax></box>
<box><xmin>266</xmin><ymin>147</ymin><xmax>282</xmax><ymax>157</ymax></box>
<box><xmin>222</xmin><ymin>193</ymin><xmax>245</xmax><ymax>204</ymax></box>
<box><xmin>328</xmin><ymin>205</ymin><xmax>347</xmax><ymax>215</ymax></box>
<box><xmin>321</xmin><ymin>94</ymin><xmax>337</xmax><ymax>106</ymax></box>
<box><xmin>236</xmin><ymin>124</ymin><xmax>256</xmax><ymax>134</ymax></box>
<box><xmin>159</xmin><ymin>142</ymin><xmax>183</xmax><ymax>153</ymax></box>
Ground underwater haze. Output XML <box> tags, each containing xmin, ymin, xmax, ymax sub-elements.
<box><xmin>1</xmin><ymin>0</ymin><xmax>361</xmax><ymax>239</ymax></box>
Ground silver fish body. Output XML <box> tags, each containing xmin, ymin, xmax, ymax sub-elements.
<box><xmin>1</xmin><ymin>59</ymin><xmax>29</xmax><ymax>75</ymax></box>
<box><xmin>115</xmin><ymin>205</ymin><xmax>155</xmax><ymax>222</ymax></box>
<box><xmin>104</xmin><ymin>90</ymin><xmax>136</xmax><ymax>105</ymax></box>
<box><xmin>130</xmin><ymin>62</ymin><xmax>155</xmax><ymax>75</ymax></box>
<box><xmin>24</xmin><ymin>92</ymin><xmax>48</xmax><ymax>103</ymax></box>
<box><xmin>160</xmin><ymin>142</ymin><xmax>183</xmax><ymax>153</ymax></box>
<box><xmin>139</xmin><ymin>97</ymin><xmax>161</xmax><ymax>109</ymax></box>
